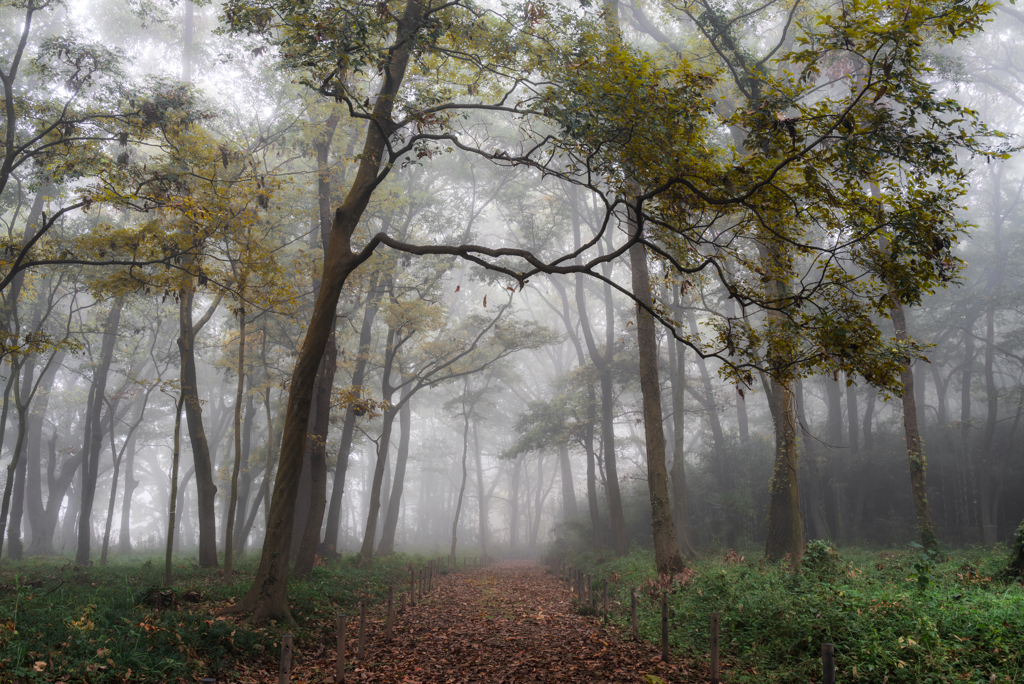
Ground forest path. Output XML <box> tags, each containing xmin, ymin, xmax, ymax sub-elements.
<box><xmin>300</xmin><ymin>560</ymin><xmax>692</xmax><ymax>683</ymax></box>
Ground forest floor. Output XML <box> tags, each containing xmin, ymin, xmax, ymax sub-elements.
<box><xmin>259</xmin><ymin>560</ymin><xmax>693</xmax><ymax>684</ymax></box>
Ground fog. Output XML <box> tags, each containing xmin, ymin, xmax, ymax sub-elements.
<box><xmin>1</xmin><ymin>0</ymin><xmax>1022</xmax><ymax>589</ymax></box>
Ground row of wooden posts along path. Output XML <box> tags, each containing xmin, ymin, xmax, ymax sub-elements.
<box><xmin>208</xmin><ymin>559</ymin><xmax>839</xmax><ymax>683</ymax></box>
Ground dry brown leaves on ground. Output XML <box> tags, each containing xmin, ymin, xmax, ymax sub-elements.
<box><xmin>266</xmin><ymin>560</ymin><xmax>696</xmax><ymax>684</ymax></box>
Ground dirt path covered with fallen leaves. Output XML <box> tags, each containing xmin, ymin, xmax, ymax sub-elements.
<box><xmin>290</xmin><ymin>560</ymin><xmax>692</xmax><ymax>683</ymax></box>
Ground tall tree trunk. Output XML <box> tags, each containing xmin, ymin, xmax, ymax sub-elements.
<box><xmin>570</xmin><ymin>186</ymin><xmax>625</xmax><ymax>554</ymax></box>
<box><xmin>824</xmin><ymin>377</ymin><xmax>843</xmax><ymax>446</ymax></box>
<box><xmin>117</xmin><ymin>426</ymin><xmax>139</xmax><ymax>554</ymax></box>
<box><xmin>686</xmin><ymin>310</ymin><xmax>734</xmax><ymax>545</ymax></box>
<box><xmin>930</xmin><ymin>364</ymin><xmax>948</xmax><ymax>429</ymax></box>
<box><xmin>795</xmin><ymin>381</ymin><xmax>829</xmax><ymax>541</ymax></box>
<box><xmin>322</xmin><ymin>274</ymin><xmax>384</xmax><ymax>553</ymax></box>
<box><xmin>224</xmin><ymin>309</ymin><xmax>247</xmax><ymax>582</ymax></box>
<box><xmin>294</xmin><ymin>333</ymin><xmax>337</xmax><ymax>577</ymax></box>
<box><xmin>628</xmin><ymin>207</ymin><xmax>683</xmax><ymax>573</ymax></box>
<box><xmin>509</xmin><ymin>455</ymin><xmax>522</xmax><ymax>553</ymax></box>
<box><xmin>25</xmin><ymin>350</ymin><xmax>63</xmax><ymax>555</ymax></box>
<box><xmin>226</xmin><ymin>0</ymin><xmax>423</xmax><ymax>621</ymax></box>
<box><xmin>356</xmin><ymin>324</ymin><xmax>399</xmax><ymax>567</ymax></box>
<box><xmin>474</xmin><ymin>425</ymin><xmax>492</xmax><ymax>559</ymax></box>
<box><xmin>529</xmin><ymin>454</ymin><xmax>550</xmax><ymax>549</ymax></box>
<box><xmin>177</xmin><ymin>288</ymin><xmax>220</xmax><ymax>568</ymax></box>
<box><xmin>75</xmin><ymin>298</ymin><xmax>123</xmax><ymax>565</ymax></box>
<box><xmin>231</xmin><ymin>391</ymin><xmax>256</xmax><ymax>552</ymax></box>
<box><xmin>890</xmin><ymin>303</ymin><xmax>939</xmax><ymax>552</ymax></box>
<box><xmin>557</xmin><ymin>444</ymin><xmax>577</xmax><ymax>523</ymax></box>
<box><xmin>862</xmin><ymin>388</ymin><xmax>876</xmax><ymax>452</ymax></box>
<box><xmin>99</xmin><ymin>397</ymin><xmax>122</xmax><ymax>565</ymax></box>
<box><xmin>6</xmin><ymin>419</ymin><xmax>28</xmax><ymax>560</ymax></box>
<box><xmin>28</xmin><ymin>429</ymin><xmax>78</xmax><ymax>556</ymax></box>
<box><xmin>165</xmin><ymin>397</ymin><xmax>186</xmax><ymax>585</ymax></box>
<box><xmin>585</xmin><ymin>384</ymin><xmax>602</xmax><ymax>547</ymax></box>
<box><xmin>377</xmin><ymin>386</ymin><xmax>412</xmax><ymax>556</ymax></box>
<box><xmin>450</xmin><ymin>383</ymin><xmax>471</xmax><ymax>563</ymax></box>
<box><xmin>668</xmin><ymin>310</ymin><xmax>697</xmax><ymax>559</ymax></box>
<box><xmin>961</xmin><ymin>323</ymin><xmax>976</xmax><ymax>450</ymax></box>
<box><xmin>846</xmin><ymin>380</ymin><xmax>859</xmax><ymax>454</ymax></box>
<box><xmin>764</xmin><ymin>379</ymin><xmax>803</xmax><ymax>565</ymax></box>
<box><xmin>760</xmin><ymin>227</ymin><xmax>805</xmax><ymax>567</ymax></box>
<box><xmin>978</xmin><ymin>305</ymin><xmax>998</xmax><ymax>546</ymax></box>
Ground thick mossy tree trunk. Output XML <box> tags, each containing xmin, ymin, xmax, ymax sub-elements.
<box><xmin>628</xmin><ymin>207</ymin><xmax>683</xmax><ymax>574</ymax></box>
<box><xmin>764</xmin><ymin>378</ymin><xmax>804</xmax><ymax>566</ymax></box>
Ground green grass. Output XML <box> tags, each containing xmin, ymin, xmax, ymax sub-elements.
<box><xmin>0</xmin><ymin>551</ymin><xmax>449</xmax><ymax>682</ymax></box>
<box><xmin>561</xmin><ymin>544</ymin><xmax>1024</xmax><ymax>683</ymax></box>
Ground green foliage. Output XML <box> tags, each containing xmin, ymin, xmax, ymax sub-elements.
<box><xmin>0</xmin><ymin>553</ymin><xmax>414</xmax><ymax>682</ymax></box>
<box><xmin>803</xmin><ymin>540</ymin><xmax>842</xmax><ymax>580</ymax></box>
<box><xmin>564</xmin><ymin>547</ymin><xmax>1024</xmax><ymax>683</ymax></box>
<box><xmin>1002</xmin><ymin>519</ymin><xmax>1024</xmax><ymax>581</ymax></box>
<box><xmin>907</xmin><ymin>541</ymin><xmax>941</xmax><ymax>592</ymax></box>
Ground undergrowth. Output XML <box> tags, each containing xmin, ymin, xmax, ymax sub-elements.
<box><xmin>0</xmin><ymin>551</ymin><xmax>443</xmax><ymax>682</ymax></box>
<box><xmin>562</xmin><ymin>544</ymin><xmax>1024</xmax><ymax>683</ymax></box>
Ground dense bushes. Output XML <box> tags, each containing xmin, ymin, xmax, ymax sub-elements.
<box><xmin>0</xmin><ymin>553</ymin><xmax>416</xmax><ymax>682</ymax></box>
<box><xmin>564</xmin><ymin>546</ymin><xmax>1024</xmax><ymax>683</ymax></box>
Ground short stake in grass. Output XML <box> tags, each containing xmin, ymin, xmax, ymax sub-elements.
<box><xmin>336</xmin><ymin>614</ymin><xmax>346</xmax><ymax>684</ymax></box>
<box><xmin>603</xmin><ymin>579</ymin><xmax>608</xmax><ymax>619</ymax></box>
<box><xmin>711</xmin><ymin>612</ymin><xmax>720</xmax><ymax>684</ymax></box>
<box><xmin>358</xmin><ymin>601</ymin><xmax>366</xmax><ymax>661</ymax></box>
<box><xmin>279</xmin><ymin>634</ymin><xmax>293</xmax><ymax>684</ymax></box>
<box><xmin>631</xmin><ymin>588</ymin><xmax>639</xmax><ymax>641</ymax></box>
<box><xmin>661</xmin><ymin>592</ymin><xmax>669</xmax><ymax>663</ymax></box>
<box><xmin>385</xmin><ymin>587</ymin><xmax>394</xmax><ymax>642</ymax></box>
<box><xmin>822</xmin><ymin>643</ymin><xmax>836</xmax><ymax>684</ymax></box>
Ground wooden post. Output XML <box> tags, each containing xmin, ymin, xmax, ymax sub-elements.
<box><xmin>358</xmin><ymin>600</ymin><xmax>366</xmax><ymax>661</ymax></box>
<box><xmin>630</xmin><ymin>588</ymin><xmax>639</xmax><ymax>641</ymax></box>
<box><xmin>279</xmin><ymin>634</ymin><xmax>293</xmax><ymax>684</ymax></box>
<box><xmin>661</xmin><ymin>592</ymin><xmax>669</xmax><ymax>663</ymax></box>
<box><xmin>410</xmin><ymin>566</ymin><xmax>416</xmax><ymax>606</ymax></box>
<box><xmin>589</xmin><ymin>575</ymin><xmax>595</xmax><ymax>609</ymax></box>
<box><xmin>336</xmin><ymin>615</ymin><xmax>346</xmax><ymax>684</ymax></box>
<box><xmin>385</xmin><ymin>586</ymin><xmax>394</xmax><ymax>642</ymax></box>
<box><xmin>822</xmin><ymin>643</ymin><xmax>836</xmax><ymax>684</ymax></box>
<box><xmin>710</xmin><ymin>612</ymin><xmax>720</xmax><ymax>684</ymax></box>
<box><xmin>603</xmin><ymin>579</ymin><xmax>609</xmax><ymax>618</ymax></box>
<box><xmin>399</xmin><ymin>593</ymin><xmax>406</xmax><ymax>614</ymax></box>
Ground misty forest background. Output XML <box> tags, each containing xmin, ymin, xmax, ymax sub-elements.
<box><xmin>2</xmin><ymin>0</ymin><xmax>1024</xmax><ymax>593</ymax></box>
